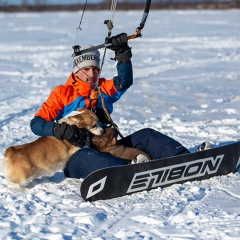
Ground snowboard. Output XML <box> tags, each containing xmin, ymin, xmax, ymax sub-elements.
<box><xmin>80</xmin><ymin>141</ymin><xmax>240</xmax><ymax>202</ymax></box>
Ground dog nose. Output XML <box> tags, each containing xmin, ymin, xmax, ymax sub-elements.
<box><xmin>101</xmin><ymin>128</ymin><xmax>106</xmax><ymax>134</ymax></box>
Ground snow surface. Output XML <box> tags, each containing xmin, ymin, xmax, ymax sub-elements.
<box><xmin>0</xmin><ymin>10</ymin><xmax>240</xmax><ymax>239</ymax></box>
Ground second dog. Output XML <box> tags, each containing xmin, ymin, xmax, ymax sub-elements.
<box><xmin>92</xmin><ymin>128</ymin><xmax>151</xmax><ymax>163</ymax></box>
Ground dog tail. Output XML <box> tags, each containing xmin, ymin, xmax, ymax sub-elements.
<box><xmin>2</xmin><ymin>147</ymin><xmax>29</xmax><ymax>186</ymax></box>
<box><xmin>3</xmin><ymin>146</ymin><xmax>14</xmax><ymax>157</ymax></box>
<box><xmin>2</xmin><ymin>153</ymin><xmax>11</xmax><ymax>182</ymax></box>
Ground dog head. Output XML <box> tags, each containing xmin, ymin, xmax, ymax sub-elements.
<box><xmin>91</xmin><ymin>128</ymin><xmax>117</xmax><ymax>152</ymax></box>
<box><xmin>64</xmin><ymin>108</ymin><xmax>104</xmax><ymax>135</ymax></box>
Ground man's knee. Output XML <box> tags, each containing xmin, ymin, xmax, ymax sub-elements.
<box><xmin>64</xmin><ymin>148</ymin><xmax>94</xmax><ymax>179</ymax></box>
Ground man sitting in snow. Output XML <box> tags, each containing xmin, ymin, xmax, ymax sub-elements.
<box><xmin>30</xmin><ymin>33</ymin><xmax>191</xmax><ymax>179</ymax></box>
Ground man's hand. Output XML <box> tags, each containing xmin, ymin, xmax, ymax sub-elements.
<box><xmin>106</xmin><ymin>33</ymin><xmax>132</xmax><ymax>61</ymax></box>
<box><xmin>54</xmin><ymin>123</ymin><xmax>88</xmax><ymax>148</ymax></box>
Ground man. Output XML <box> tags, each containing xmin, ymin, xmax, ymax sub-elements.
<box><xmin>30</xmin><ymin>33</ymin><xmax>190</xmax><ymax>179</ymax></box>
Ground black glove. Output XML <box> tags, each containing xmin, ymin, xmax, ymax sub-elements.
<box><xmin>106</xmin><ymin>33</ymin><xmax>132</xmax><ymax>61</ymax></box>
<box><xmin>54</xmin><ymin>123</ymin><xmax>88</xmax><ymax>148</ymax></box>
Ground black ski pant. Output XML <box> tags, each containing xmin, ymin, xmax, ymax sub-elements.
<box><xmin>64</xmin><ymin>128</ymin><xmax>190</xmax><ymax>179</ymax></box>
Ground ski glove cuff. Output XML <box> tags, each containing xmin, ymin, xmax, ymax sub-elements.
<box><xmin>106</xmin><ymin>33</ymin><xmax>132</xmax><ymax>61</ymax></box>
<box><xmin>54</xmin><ymin>122</ymin><xmax>88</xmax><ymax>148</ymax></box>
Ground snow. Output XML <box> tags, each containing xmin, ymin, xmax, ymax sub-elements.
<box><xmin>1</xmin><ymin>9</ymin><xmax>240</xmax><ymax>239</ymax></box>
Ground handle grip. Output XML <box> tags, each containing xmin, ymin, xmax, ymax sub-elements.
<box><xmin>76</xmin><ymin>29</ymin><xmax>142</xmax><ymax>55</ymax></box>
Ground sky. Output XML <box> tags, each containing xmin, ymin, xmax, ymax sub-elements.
<box><xmin>1</xmin><ymin>0</ymin><xmax>229</xmax><ymax>6</ymax></box>
<box><xmin>2</xmin><ymin>0</ymin><xmax>105</xmax><ymax>5</ymax></box>
<box><xmin>0</xmin><ymin>9</ymin><xmax>240</xmax><ymax>239</ymax></box>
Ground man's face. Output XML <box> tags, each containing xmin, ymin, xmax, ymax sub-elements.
<box><xmin>75</xmin><ymin>66</ymin><xmax>100</xmax><ymax>84</ymax></box>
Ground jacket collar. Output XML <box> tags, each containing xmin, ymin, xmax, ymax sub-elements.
<box><xmin>65</xmin><ymin>72</ymin><xmax>91</xmax><ymax>95</ymax></box>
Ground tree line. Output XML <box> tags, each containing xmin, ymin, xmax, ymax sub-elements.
<box><xmin>0</xmin><ymin>0</ymin><xmax>240</xmax><ymax>11</ymax></box>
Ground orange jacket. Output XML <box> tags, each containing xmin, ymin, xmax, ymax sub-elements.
<box><xmin>31</xmin><ymin>61</ymin><xmax>133</xmax><ymax>136</ymax></box>
<box><xmin>35</xmin><ymin>73</ymin><xmax>124</xmax><ymax>121</ymax></box>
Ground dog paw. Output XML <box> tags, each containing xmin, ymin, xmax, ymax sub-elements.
<box><xmin>131</xmin><ymin>154</ymin><xmax>149</xmax><ymax>164</ymax></box>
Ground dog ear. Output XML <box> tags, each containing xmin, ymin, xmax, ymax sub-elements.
<box><xmin>77</xmin><ymin>108</ymin><xmax>84</xmax><ymax>112</ymax></box>
<box><xmin>68</xmin><ymin>114</ymin><xmax>84</xmax><ymax>125</ymax></box>
<box><xmin>106</xmin><ymin>135</ymin><xmax>117</xmax><ymax>147</ymax></box>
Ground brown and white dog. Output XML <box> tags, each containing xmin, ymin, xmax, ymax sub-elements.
<box><xmin>2</xmin><ymin>108</ymin><xmax>104</xmax><ymax>188</ymax></box>
<box><xmin>91</xmin><ymin>128</ymin><xmax>151</xmax><ymax>162</ymax></box>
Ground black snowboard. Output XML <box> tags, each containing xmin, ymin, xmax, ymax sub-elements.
<box><xmin>80</xmin><ymin>141</ymin><xmax>240</xmax><ymax>202</ymax></box>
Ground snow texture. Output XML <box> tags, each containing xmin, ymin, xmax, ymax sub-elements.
<box><xmin>0</xmin><ymin>10</ymin><xmax>240</xmax><ymax>239</ymax></box>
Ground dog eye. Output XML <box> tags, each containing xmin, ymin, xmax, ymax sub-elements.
<box><xmin>91</xmin><ymin>124</ymin><xmax>97</xmax><ymax>129</ymax></box>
